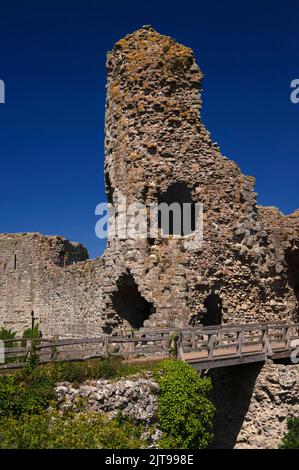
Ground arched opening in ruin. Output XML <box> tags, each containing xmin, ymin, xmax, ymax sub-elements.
<box><xmin>111</xmin><ymin>272</ymin><xmax>154</xmax><ymax>328</ymax></box>
<box><xmin>157</xmin><ymin>182</ymin><xmax>197</xmax><ymax>236</ymax></box>
<box><xmin>285</xmin><ymin>247</ymin><xmax>299</xmax><ymax>315</ymax></box>
<box><xmin>202</xmin><ymin>291</ymin><xmax>223</xmax><ymax>326</ymax></box>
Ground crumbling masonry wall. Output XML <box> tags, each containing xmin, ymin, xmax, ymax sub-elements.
<box><xmin>103</xmin><ymin>25</ymin><xmax>299</xmax><ymax>328</ymax></box>
<box><xmin>0</xmin><ymin>26</ymin><xmax>299</xmax><ymax>337</ymax></box>
<box><xmin>210</xmin><ymin>363</ymin><xmax>299</xmax><ymax>449</ymax></box>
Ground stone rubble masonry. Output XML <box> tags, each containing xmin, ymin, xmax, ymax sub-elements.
<box><xmin>54</xmin><ymin>364</ymin><xmax>299</xmax><ymax>449</ymax></box>
<box><xmin>55</xmin><ymin>373</ymin><xmax>162</xmax><ymax>447</ymax></box>
<box><xmin>210</xmin><ymin>363</ymin><xmax>299</xmax><ymax>449</ymax></box>
<box><xmin>0</xmin><ymin>25</ymin><xmax>299</xmax><ymax>337</ymax></box>
<box><xmin>235</xmin><ymin>364</ymin><xmax>299</xmax><ymax>449</ymax></box>
<box><xmin>55</xmin><ymin>373</ymin><xmax>159</xmax><ymax>425</ymax></box>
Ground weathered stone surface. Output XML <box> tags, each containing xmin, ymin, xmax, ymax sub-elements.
<box><xmin>235</xmin><ymin>364</ymin><xmax>299</xmax><ymax>449</ymax></box>
<box><xmin>0</xmin><ymin>26</ymin><xmax>298</xmax><ymax>336</ymax></box>
<box><xmin>210</xmin><ymin>363</ymin><xmax>299</xmax><ymax>449</ymax></box>
<box><xmin>54</xmin><ymin>365</ymin><xmax>298</xmax><ymax>449</ymax></box>
<box><xmin>55</xmin><ymin>373</ymin><xmax>159</xmax><ymax>424</ymax></box>
<box><xmin>0</xmin><ymin>26</ymin><xmax>297</xmax><ymax>451</ymax></box>
<box><xmin>54</xmin><ymin>373</ymin><xmax>162</xmax><ymax>447</ymax></box>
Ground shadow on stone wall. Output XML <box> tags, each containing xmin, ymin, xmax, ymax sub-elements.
<box><xmin>208</xmin><ymin>363</ymin><xmax>263</xmax><ymax>448</ymax></box>
<box><xmin>111</xmin><ymin>272</ymin><xmax>154</xmax><ymax>328</ymax></box>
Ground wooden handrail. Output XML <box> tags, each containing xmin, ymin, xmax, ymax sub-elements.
<box><xmin>1</xmin><ymin>322</ymin><xmax>299</xmax><ymax>371</ymax></box>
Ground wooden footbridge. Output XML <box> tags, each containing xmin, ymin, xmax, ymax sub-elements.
<box><xmin>1</xmin><ymin>322</ymin><xmax>299</xmax><ymax>371</ymax></box>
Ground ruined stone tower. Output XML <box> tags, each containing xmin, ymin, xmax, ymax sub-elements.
<box><xmin>0</xmin><ymin>26</ymin><xmax>298</xmax><ymax>337</ymax></box>
<box><xmin>103</xmin><ymin>25</ymin><xmax>299</xmax><ymax>328</ymax></box>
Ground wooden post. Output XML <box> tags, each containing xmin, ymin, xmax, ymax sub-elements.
<box><xmin>177</xmin><ymin>332</ymin><xmax>184</xmax><ymax>360</ymax></box>
<box><xmin>208</xmin><ymin>334</ymin><xmax>215</xmax><ymax>360</ymax></box>
<box><xmin>128</xmin><ymin>333</ymin><xmax>135</xmax><ymax>359</ymax></box>
<box><xmin>51</xmin><ymin>335</ymin><xmax>59</xmax><ymax>361</ymax></box>
<box><xmin>162</xmin><ymin>333</ymin><xmax>168</xmax><ymax>357</ymax></box>
<box><xmin>192</xmin><ymin>332</ymin><xmax>196</xmax><ymax>351</ymax></box>
<box><xmin>263</xmin><ymin>327</ymin><xmax>272</xmax><ymax>357</ymax></box>
<box><xmin>237</xmin><ymin>330</ymin><xmax>244</xmax><ymax>357</ymax></box>
<box><xmin>25</xmin><ymin>340</ymin><xmax>31</xmax><ymax>361</ymax></box>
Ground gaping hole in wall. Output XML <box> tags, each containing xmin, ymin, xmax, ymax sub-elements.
<box><xmin>285</xmin><ymin>248</ymin><xmax>299</xmax><ymax>314</ymax></box>
<box><xmin>202</xmin><ymin>291</ymin><xmax>223</xmax><ymax>326</ymax></box>
<box><xmin>112</xmin><ymin>273</ymin><xmax>154</xmax><ymax>328</ymax></box>
<box><xmin>157</xmin><ymin>182</ymin><xmax>197</xmax><ymax>236</ymax></box>
<box><xmin>105</xmin><ymin>171</ymin><xmax>114</xmax><ymax>204</ymax></box>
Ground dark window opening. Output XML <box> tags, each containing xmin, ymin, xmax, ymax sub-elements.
<box><xmin>112</xmin><ymin>273</ymin><xmax>154</xmax><ymax>329</ymax></box>
<box><xmin>105</xmin><ymin>171</ymin><xmax>114</xmax><ymax>204</ymax></box>
<box><xmin>202</xmin><ymin>291</ymin><xmax>223</xmax><ymax>326</ymax></box>
<box><xmin>157</xmin><ymin>182</ymin><xmax>197</xmax><ymax>236</ymax></box>
<box><xmin>14</xmin><ymin>254</ymin><xmax>17</xmax><ymax>270</ymax></box>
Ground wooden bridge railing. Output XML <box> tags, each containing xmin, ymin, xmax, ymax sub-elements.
<box><xmin>0</xmin><ymin>322</ymin><xmax>298</xmax><ymax>371</ymax></box>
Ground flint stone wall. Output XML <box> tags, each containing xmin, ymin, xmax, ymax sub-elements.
<box><xmin>210</xmin><ymin>363</ymin><xmax>299</xmax><ymax>449</ymax></box>
<box><xmin>0</xmin><ymin>26</ymin><xmax>298</xmax><ymax>336</ymax></box>
<box><xmin>55</xmin><ymin>374</ymin><xmax>159</xmax><ymax>424</ymax></box>
<box><xmin>54</xmin><ymin>364</ymin><xmax>299</xmax><ymax>449</ymax></box>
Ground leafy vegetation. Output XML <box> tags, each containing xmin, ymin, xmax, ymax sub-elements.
<box><xmin>0</xmin><ymin>327</ymin><xmax>16</xmax><ymax>343</ymax></box>
<box><xmin>21</xmin><ymin>323</ymin><xmax>40</xmax><ymax>346</ymax></box>
<box><xmin>279</xmin><ymin>418</ymin><xmax>299</xmax><ymax>449</ymax></box>
<box><xmin>0</xmin><ymin>349</ymin><xmax>216</xmax><ymax>449</ymax></box>
<box><xmin>0</xmin><ymin>357</ymin><xmax>159</xmax><ymax>419</ymax></box>
<box><xmin>0</xmin><ymin>357</ymin><xmax>156</xmax><ymax>449</ymax></box>
<box><xmin>0</xmin><ymin>374</ymin><xmax>55</xmax><ymax>418</ymax></box>
<box><xmin>0</xmin><ymin>328</ymin><xmax>17</xmax><ymax>362</ymax></box>
<box><xmin>0</xmin><ymin>356</ymin><xmax>158</xmax><ymax>386</ymax></box>
<box><xmin>27</xmin><ymin>357</ymin><xmax>158</xmax><ymax>385</ymax></box>
<box><xmin>154</xmin><ymin>359</ymin><xmax>215</xmax><ymax>449</ymax></box>
<box><xmin>0</xmin><ymin>411</ymin><xmax>147</xmax><ymax>449</ymax></box>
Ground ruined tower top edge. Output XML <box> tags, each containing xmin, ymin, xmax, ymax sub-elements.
<box><xmin>106</xmin><ymin>25</ymin><xmax>203</xmax><ymax>95</ymax></box>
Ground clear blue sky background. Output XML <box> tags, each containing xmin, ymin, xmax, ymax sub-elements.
<box><xmin>0</xmin><ymin>0</ymin><xmax>298</xmax><ymax>258</ymax></box>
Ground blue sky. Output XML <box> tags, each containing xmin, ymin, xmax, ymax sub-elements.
<box><xmin>0</xmin><ymin>0</ymin><xmax>298</xmax><ymax>258</ymax></box>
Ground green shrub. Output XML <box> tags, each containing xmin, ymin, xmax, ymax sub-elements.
<box><xmin>110</xmin><ymin>358</ymin><xmax>159</xmax><ymax>379</ymax></box>
<box><xmin>0</xmin><ymin>328</ymin><xmax>17</xmax><ymax>363</ymax></box>
<box><xmin>25</xmin><ymin>348</ymin><xmax>40</xmax><ymax>374</ymax></box>
<box><xmin>21</xmin><ymin>323</ymin><xmax>40</xmax><ymax>347</ymax></box>
<box><xmin>0</xmin><ymin>327</ymin><xmax>16</xmax><ymax>343</ymax></box>
<box><xmin>21</xmin><ymin>324</ymin><xmax>42</xmax><ymax>373</ymax></box>
<box><xmin>0</xmin><ymin>357</ymin><xmax>160</xmax><ymax>418</ymax></box>
<box><xmin>88</xmin><ymin>358</ymin><xmax>118</xmax><ymax>379</ymax></box>
<box><xmin>280</xmin><ymin>418</ymin><xmax>299</xmax><ymax>449</ymax></box>
<box><xmin>0</xmin><ymin>374</ymin><xmax>55</xmax><ymax>417</ymax></box>
<box><xmin>0</xmin><ymin>411</ymin><xmax>147</xmax><ymax>449</ymax></box>
<box><xmin>154</xmin><ymin>360</ymin><xmax>215</xmax><ymax>449</ymax></box>
<box><xmin>55</xmin><ymin>361</ymin><xmax>87</xmax><ymax>384</ymax></box>
<box><xmin>36</xmin><ymin>357</ymin><xmax>158</xmax><ymax>384</ymax></box>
